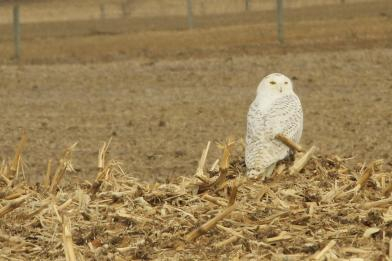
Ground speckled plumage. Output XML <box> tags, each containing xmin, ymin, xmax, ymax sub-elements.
<box><xmin>245</xmin><ymin>73</ymin><xmax>303</xmax><ymax>179</ymax></box>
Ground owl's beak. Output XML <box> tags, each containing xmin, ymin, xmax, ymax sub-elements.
<box><xmin>279</xmin><ymin>86</ymin><xmax>283</xmax><ymax>93</ymax></box>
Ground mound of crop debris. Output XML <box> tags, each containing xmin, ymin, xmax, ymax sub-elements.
<box><xmin>1</xmin><ymin>136</ymin><xmax>391</xmax><ymax>260</ymax></box>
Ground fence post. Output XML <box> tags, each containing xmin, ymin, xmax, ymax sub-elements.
<box><xmin>99</xmin><ymin>0</ymin><xmax>106</xmax><ymax>20</ymax></box>
<box><xmin>99</xmin><ymin>2</ymin><xmax>106</xmax><ymax>20</ymax></box>
<box><xmin>276</xmin><ymin>0</ymin><xmax>284</xmax><ymax>44</ymax></box>
<box><xmin>186</xmin><ymin>0</ymin><xmax>193</xmax><ymax>29</ymax></box>
<box><xmin>245</xmin><ymin>0</ymin><xmax>250</xmax><ymax>11</ymax></box>
<box><xmin>13</xmin><ymin>4</ymin><xmax>21</xmax><ymax>61</ymax></box>
<box><xmin>121</xmin><ymin>1</ymin><xmax>129</xmax><ymax>17</ymax></box>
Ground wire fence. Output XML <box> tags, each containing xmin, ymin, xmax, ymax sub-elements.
<box><xmin>0</xmin><ymin>0</ymin><xmax>376</xmax><ymax>24</ymax></box>
<box><xmin>0</xmin><ymin>0</ymin><xmax>386</xmax><ymax>63</ymax></box>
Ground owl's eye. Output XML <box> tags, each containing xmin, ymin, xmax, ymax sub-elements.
<box><xmin>270</xmin><ymin>81</ymin><xmax>276</xmax><ymax>85</ymax></box>
<box><xmin>284</xmin><ymin>81</ymin><xmax>288</xmax><ymax>84</ymax></box>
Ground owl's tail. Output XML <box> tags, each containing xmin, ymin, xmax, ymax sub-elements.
<box><xmin>263</xmin><ymin>163</ymin><xmax>277</xmax><ymax>178</ymax></box>
<box><xmin>246</xmin><ymin>163</ymin><xmax>277</xmax><ymax>180</ymax></box>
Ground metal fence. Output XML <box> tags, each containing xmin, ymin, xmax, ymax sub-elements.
<box><xmin>0</xmin><ymin>0</ymin><xmax>384</xmax><ymax>62</ymax></box>
<box><xmin>0</xmin><ymin>0</ymin><xmax>372</xmax><ymax>23</ymax></box>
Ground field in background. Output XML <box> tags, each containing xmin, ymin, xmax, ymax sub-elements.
<box><xmin>0</xmin><ymin>1</ymin><xmax>391</xmax><ymax>64</ymax></box>
<box><xmin>0</xmin><ymin>0</ymin><xmax>379</xmax><ymax>23</ymax></box>
<box><xmin>0</xmin><ymin>0</ymin><xmax>391</xmax><ymax>183</ymax></box>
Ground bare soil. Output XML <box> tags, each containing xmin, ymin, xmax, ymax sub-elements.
<box><xmin>0</xmin><ymin>48</ymin><xmax>391</xmax><ymax>183</ymax></box>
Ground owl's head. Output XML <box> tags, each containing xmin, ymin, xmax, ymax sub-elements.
<box><xmin>257</xmin><ymin>73</ymin><xmax>294</xmax><ymax>95</ymax></box>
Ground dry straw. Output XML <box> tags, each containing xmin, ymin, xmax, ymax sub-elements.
<box><xmin>0</xmin><ymin>134</ymin><xmax>391</xmax><ymax>260</ymax></box>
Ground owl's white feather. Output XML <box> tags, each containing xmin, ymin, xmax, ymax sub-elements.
<box><xmin>245</xmin><ymin>73</ymin><xmax>303</xmax><ymax>179</ymax></box>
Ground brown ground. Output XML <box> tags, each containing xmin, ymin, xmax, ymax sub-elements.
<box><xmin>0</xmin><ymin>1</ymin><xmax>391</xmax><ymax>184</ymax></box>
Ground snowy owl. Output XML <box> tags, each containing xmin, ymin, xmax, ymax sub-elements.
<box><xmin>245</xmin><ymin>73</ymin><xmax>303</xmax><ymax>179</ymax></box>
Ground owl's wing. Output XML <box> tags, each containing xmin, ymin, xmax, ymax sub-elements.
<box><xmin>247</xmin><ymin>94</ymin><xmax>303</xmax><ymax>143</ymax></box>
<box><xmin>245</xmin><ymin>100</ymin><xmax>275</xmax><ymax>170</ymax></box>
<box><xmin>246</xmin><ymin>100</ymin><xmax>269</xmax><ymax>144</ymax></box>
<box><xmin>245</xmin><ymin>94</ymin><xmax>303</xmax><ymax>171</ymax></box>
<box><xmin>265</xmin><ymin>94</ymin><xmax>303</xmax><ymax>143</ymax></box>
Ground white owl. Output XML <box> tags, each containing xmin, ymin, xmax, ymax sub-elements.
<box><xmin>245</xmin><ymin>73</ymin><xmax>303</xmax><ymax>179</ymax></box>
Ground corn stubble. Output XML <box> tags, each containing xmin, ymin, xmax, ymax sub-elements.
<box><xmin>0</xmin><ymin>134</ymin><xmax>391</xmax><ymax>260</ymax></box>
